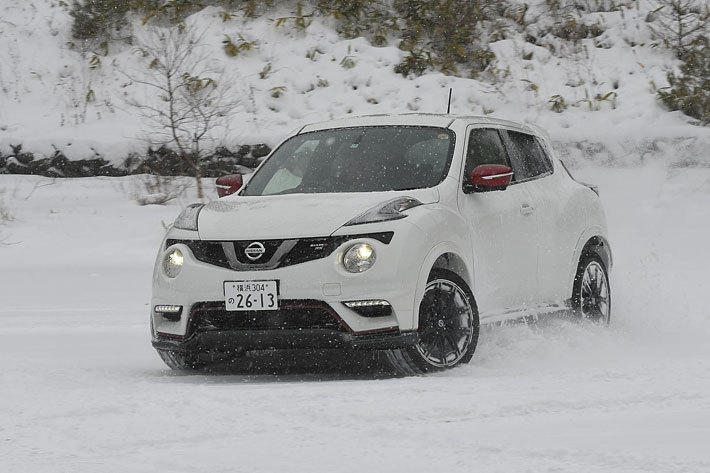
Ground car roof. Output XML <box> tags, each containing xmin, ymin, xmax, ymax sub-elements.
<box><xmin>298</xmin><ymin>113</ymin><xmax>537</xmax><ymax>135</ymax></box>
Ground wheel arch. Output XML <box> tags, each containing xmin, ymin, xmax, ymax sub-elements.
<box><xmin>581</xmin><ymin>235</ymin><xmax>612</xmax><ymax>271</ymax></box>
<box><xmin>567</xmin><ymin>230</ymin><xmax>612</xmax><ymax>299</ymax></box>
<box><xmin>412</xmin><ymin>243</ymin><xmax>473</xmax><ymax>329</ymax></box>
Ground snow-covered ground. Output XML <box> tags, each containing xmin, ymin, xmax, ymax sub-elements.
<box><xmin>1</xmin><ymin>165</ymin><xmax>709</xmax><ymax>472</ymax></box>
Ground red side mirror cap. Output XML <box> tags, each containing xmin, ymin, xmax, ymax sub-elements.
<box><xmin>471</xmin><ymin>164</ymin><xmax>513</xmax><ymax>192</ymax></box>
<box><xmin>216</xmin><ymin>174</ymin><xmax>243</xmax><ymax>198</ymax></box>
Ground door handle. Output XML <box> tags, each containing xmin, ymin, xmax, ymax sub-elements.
<box><xmin>520</xmin><ymin>204</ymin><xmax>534</xmax><ymax>215</ymax></box>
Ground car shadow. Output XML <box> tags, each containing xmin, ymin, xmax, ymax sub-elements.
<box><xmin>155</xmin><ymin>348</ymin><xmax>402</xmax><ymax>384</ymax></box>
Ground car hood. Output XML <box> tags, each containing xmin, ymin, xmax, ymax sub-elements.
<box><xmin>197</xmin><ymin>188</ymin><xmax>440</xmax><ymax>240</ymax></box>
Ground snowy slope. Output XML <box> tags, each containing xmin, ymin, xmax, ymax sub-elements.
<box><xmin>1</xmin><ymin>166</ymin><xmax>710</xmax><ymax>471</ymax></box>
<box><xmin>1</xmin><ymin>0</ymin><xmax>710</xmax><ymax>166</ymax></box>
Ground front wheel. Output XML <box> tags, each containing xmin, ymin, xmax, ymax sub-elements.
<box><xmin>384</xmin><ymin>269</ymin><xmax>479</xmax><ymax>376</ymax></box>
<box><xmin>572</xmin><ymin>255</ymin><xmax>611</xmax><ymax>324</ymax></box>
<box><xmin>156</xmin><ymin>349</ymin><xmax>207</xmax><ymax>371</ymax></box>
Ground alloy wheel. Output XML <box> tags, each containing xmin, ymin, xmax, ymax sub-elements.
<box><xmin>580</xmin><ymin>260</ymin><xmax>610</xmax><ymax>323</ymax></box>
<box><xmin>415</xmin><ymin>278</ymin><xmax>475</xmax><ymax>368</ymax></box>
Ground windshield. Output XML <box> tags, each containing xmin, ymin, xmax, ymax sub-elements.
<box><xmin>242</xmin><ymin>126</ymin><xmax>455</xmax><ymax>196</ymax></box>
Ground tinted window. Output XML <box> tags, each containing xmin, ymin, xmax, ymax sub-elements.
<box><xmin>505</xmin><ymin>131</ymin><xmax>553</xmax><ymax>180</ymax></box>
<box><xmin>243</xmin><ymin>126</ymin><xmax>455</xmax><ymax>196</ymax></box>
<box><xmin>464</xmin><ymin>128</ymin><xmax>512</xmax><ymax>184</ymax></box>
<box><xmin>533</xmin><ymin>137</ymin><xmax>554</xmax><ymax>173</ymax></box>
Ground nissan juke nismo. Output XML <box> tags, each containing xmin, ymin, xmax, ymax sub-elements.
<box><xmin>151</xmin><ymin>114</ymin><xmax>611</xmax><ymax>374</ymax></box>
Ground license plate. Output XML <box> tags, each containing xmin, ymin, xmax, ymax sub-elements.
<box><xmin>224</xmin><ymin>280</ymin><xmax>278</xmax><ymax>311</ymax></box>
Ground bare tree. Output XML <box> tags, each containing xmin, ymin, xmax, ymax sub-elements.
<box><xmin>649</xmin><ymin>0</ymin><xmax>709</xmax><ymax>59</ymax></box>
<box><xmin>123</xmin><ymin>24</ymin><xmax>241</xmax><ymax>198</ymax></box>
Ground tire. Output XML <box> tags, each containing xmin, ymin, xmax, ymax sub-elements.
<box><xmin>384</xmin><ymin>269</ymin><xmax>480</xmax><ymax>375</ymax></box>
<box><xmin>156</xmin><ymin>349</ymin><xmax>207</xmax><ymax>371</ymax></box>
<box><xmin>571</xmin><ymin>254</ymin><xmax>611</xmax><ymax>324</ymax></box>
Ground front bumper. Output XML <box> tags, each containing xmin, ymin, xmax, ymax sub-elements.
<box><xmin>152</xmin><ymin>298</ymin><xmax>418</xmax><ymax>353</ymax></box>
<box><xmin>151</xmin><ymin>222</ymin><xmax>433</xmax><ymax>341</ymax></box>
<box><xmin>152</xmin><ymin>327</ymin><xmax>419</xmax><ymax>353</ymax></box>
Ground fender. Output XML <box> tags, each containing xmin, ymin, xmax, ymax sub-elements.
<box><xmin>567</xmin><ymin>226</ymin><xmax>612</xmax><ymax>298</ymax></box>
<box><xmin>411</xmin><ymin>241</ymin><xmax>474</xmax><ymax>329</ymax></box>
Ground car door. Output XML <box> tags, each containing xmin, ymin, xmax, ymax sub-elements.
<box><xmin>501</xmin><ymin>130</ymin><xmax>568</xmax><ymax>305</ymax></box>
<box><xmin>523</xmin><ymin>135</ymin><xmax>574</xmax><ymax>303</ymax></box>
<box><xmin>458</xmin><ymin>126</ymin><xmax>539</xmax><ymax>318</ymax></box>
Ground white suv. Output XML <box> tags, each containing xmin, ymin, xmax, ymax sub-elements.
<box><xmin>151</xmin><ymin>114</ymin><xmax>611</xmax><ymax>374</ymax></box>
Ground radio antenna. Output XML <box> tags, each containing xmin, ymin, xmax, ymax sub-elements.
<box><xmin>446</xmin><ymin>88</ymin><xmax>453</xmax><ymax>114</ymax></box>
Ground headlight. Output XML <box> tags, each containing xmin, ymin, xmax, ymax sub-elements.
<box><xmin>173</xmin><ymin>203</ymin><xmax>204</xmax><ymax>231</ymax></box>
<box><xmin>343</xmin><ymin>243</ymin><xmax>376</xmax><ymax>273</ymax></box>
<box><xmin>164</xmin><ymin>248</ymin><xmax>184</xmax><ymax>278</ymax></box>
<box><xmin>345</xmin><ymin>197</ymin><xmax>422</xmax><ymax>226</ymax></box>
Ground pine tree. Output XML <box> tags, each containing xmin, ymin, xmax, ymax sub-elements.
<box><xmin>649</xmin><ymin>0</ymin><xmax>708</xmax><ymax>59</ymax></box>
<box><xmin>70</xmin><ymin>0</ymin><xmax>130</xmax><ymax>40</ymax></box>
<box><xmin>658</xmin><ymin>38</ymin><xmax>710</xmax><ymax>124</ymax></box>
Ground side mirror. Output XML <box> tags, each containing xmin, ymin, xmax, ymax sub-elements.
<box><xmin>216</xmin><ymin>174</ymin><xmax>243</xmax><ymax>198</ymax></box>
<box><xmin>468</xmin><ymin>164</ymin><xmax>513</xmax><ymax>192</ymax></box>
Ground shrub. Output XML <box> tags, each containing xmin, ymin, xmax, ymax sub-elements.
<box><xmin>393</xmin><ymin>0</ymin><xmax>505</xmax><ymax>77</ymax></box>
<box><xmin>550</xmin><ymin>16</ymin><xmax>605</xmax><ymax>41</ymax></box>
<box><xmin>69</xmin><ymin>0</ymin><xmax>131</xmax><ymax>40</ymax></box>
<box><xmin>549</xmin><ymin>94</ymin><xmax>568</xmax><ymax>113</ymax></box>
<box><xmin>129</xmin><ymin>174</ymin><xmax>191</xmax><ymax>205</ymax></box>
<box><xmin>316</xmin><ymin>0</ymin><xmax>397</xmax><ymax>46</ymax></box>
<box><xmin>648</xmin><ymin>0</ymin><xmax>708</xmax><ymax>59</ymax></box>
<box><xmin>658</xmin><ymin>40</ymin><xmax>710</xmax><ymax>124</ymax></box>
<box><xmin>222</xmin><ymin>34</ymin><xmax>256</xmax><ymax>57</ymax></box>
<box><xmin>394</xmin><ymin>47</ymin><xmax>433</xmax><ymax>77</ymax></box>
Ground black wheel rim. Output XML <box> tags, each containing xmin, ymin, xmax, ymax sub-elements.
<box><xmin>415</xmin><ymin>279</ymin><xmax>474</xmax><ymax>368</ymax></box>
<box><xmin>580</xmin><ymin>261</ymin><xmax>610</xmax><ymax>323</ymax></box>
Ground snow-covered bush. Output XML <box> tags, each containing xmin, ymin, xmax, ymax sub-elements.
<box><xmin>392</xmin><ymin>0</ymin><xmax>504</xmax><ymax>76</ymax></box>
<box><xmin>658</xmin><ymin>39</ymin><xmax>710</xmax><ymax>124</ymax></box>
<box><xmin>647</xmin><ymin>0</ymin><xmax>708</xmax><ymax>59</ymax></box>
<box><xmin>129</xmin><ymin>174</ymin><xmax>191</xmax><ymax>206</ymax></box>
<box><xmin>314</xmin><ymin>0</ymin><xmax>396</xmax><ymax>46</ymax></box>
<box><xmin>68</xmin><ymin>0</ymin><xmax>504</xmax><ymax>77</ymax></box>
<box><xmin>69</xmin><ymin>0</ymin><xmax>131</xmax><ymax>40</ymax></box>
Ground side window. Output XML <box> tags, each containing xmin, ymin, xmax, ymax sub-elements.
<box><xmin>504</xmin><ymin>131</ymin><xmax>553</xmax><ymax>181</ymax></box>
<box><xmin>533</xmin><ymin>137</ymin><xmax>554</xmax><ymax>174</ymax></box>
<box><xmin>464</xmin><ymin>128</ymin><xmax>512</xmax><ymax>185</ymax></box>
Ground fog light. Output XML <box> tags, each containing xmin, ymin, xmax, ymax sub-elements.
<box><xmin>343</xmin><ymin>300</ymin><xmax>392</xmax><ymax>317</ymax></box>
<box><xmin>344</xmin><ymin>300</ymin><xmax>390</xmax><ymax>308</ymax></box>
<box><xmin>154</xmin><ymin>305</ymin><xmax>183</xmax><ymax>321</ymax></box>
<box><xmin>343</xmin><ymin>243</ymin><xmax>376</xmax><ymax>273</ymax></box>
<box><xmin>155</xmin><ymin>305</ymin><xmax>182</xmax><ymax>314</ymax></box>
<box><xmin>164</xmin><ymin>248</ymin><xmax>184</xmax><ymax>278</ymax></box>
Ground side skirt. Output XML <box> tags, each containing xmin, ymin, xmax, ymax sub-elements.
<box><xmin>480</xmin><ymin>301</ymin><xmax>571</xmax><ymax>325</ymax></box>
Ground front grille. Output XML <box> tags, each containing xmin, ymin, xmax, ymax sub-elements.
<box><xmin>188</xmin><ymin>300</ymin><xmax>346</xmax><ymax>335</ymax></box>
<box><xmin>280</xmin><ymin>237</ymin><xmax>346</xmax><ymax>267</ymax></box>
<box><xmin>166</xmin><ymin>232</ymin><xmax>393</xmax><ymax>271</ymax></box>
<box><xmin>172</xmin><ymin>240</ymin><xmax>230</xmax><ymax>268</ymax></box>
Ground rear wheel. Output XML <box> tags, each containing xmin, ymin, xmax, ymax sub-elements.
<box><xmin>572</xmin><ymin>255</ymin><xmax>611</xmax><ymax>324</ymax></box>
<box><xmin>385</xmin><ymin>269</ymin><xmax>479</xmax><ymax>375</ymax></box>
